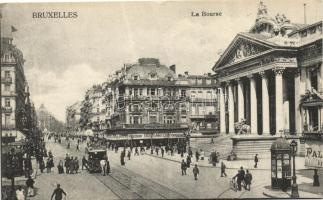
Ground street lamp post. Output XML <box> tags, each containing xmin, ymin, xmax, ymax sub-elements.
<box><xmin>290</xmin><ymin>140</ymin><xmax>299</xmax><ymax>198</ymax></box>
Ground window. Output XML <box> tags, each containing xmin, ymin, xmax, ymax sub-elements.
<box><xmin>5</xmin><ymin>71</ymin><xmax>10</xmax><ymax>78</ymax></box>
<box><xmin>134</xmin><ymin>88</ymin><xmax>138</xmax><ymax>96</ymax></box>
<box><xmin>197</xmin><ymin>79</ymin><xmax>203</xmax><ymax>84</ymax></box>
<box><xmin>149</xmin><ymin>115</ymin><xmax>157</xmax><ymax>123</ymax></box>
<box><xmin>133</xmin><ymin>116</ymin><xmax>140</xmax><ymax>124</ymax></box>
<box><xmin>150</xmin><ymin>74</ymin><xmax>156</xmax><ymax>79</ymax></box>
<box><xmin>5</xmin><ymin>114</ymin><xmax>10</xmax><ymax>126</ymax></box>
<box><xmin>133</xmin><ymin>76</ymin><xmax>139</xmax><ymax>80</ymax></box>
<box><xmin>181</xmin><ymin>90</ymin><xmax>186</xmax><ymax>97</ymax></box>
<box><xmin>139</xmin><ymin>89</ymin><xmax>143</xmax><ymax>96</ymax></box>
<box><xmin>150</xmin><ymin>88</ymin><xmax>156</xmax><ymax>96</ymax></box>
<box><xmin>97</xmin><ymin>108</ymin><xmax>99</xmax><ymax>113</ymax></box>
<box><xmin>5</xmin><ymin>84</ymin><xmax>10</xmax><ymax>91</ymax></box>
<box><xmin>97</xmin><ymin>117</ymin><xmax>99</xmax><ymax>122</ymax></box>
<box><xmin>164</xmin><ymin>115</ymin><xmax>174</xmax><ymax>124</ymax></box>
<box><xmin>167</xmin><ymin>76</ymin><xmax>172</xmax><ymax>81</ymax></box>
<box><xmin>206</xmin><ymin>79</ymin><xmax>212</xmax><ymax>85</ymax></box>
<box><xmin>5</xmin><ymin>98</ymin><xmax>10</xmax><ymax>107</ymax></box>
<box><xmin>129</xmin><ymin>88</ymin><xmax>132</xmax><ymax>95</ymax></box>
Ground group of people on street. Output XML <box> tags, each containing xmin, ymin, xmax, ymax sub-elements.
<box><xmin>232</xmin><ymin>166</ymin><xmax>253</xmax><ymax>191</ymax></box>
<box><xmin>180</xmin><ymin>159</ymin><xmax>200</xmax><ymax>180</ymax></box>
<box><xmin>60</xmin><ymin>153</ymin><xmax>80</xmax><ymax>174</ymax></box>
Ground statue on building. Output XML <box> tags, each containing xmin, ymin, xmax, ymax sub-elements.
<box><xmin>257</xmin><ymin>1</ymin><xmax>268</xmax><ymax>18</ymax></box>
<box><xmin>234</xmin><ymin>118</ymin><xmax>251</xmax><ymax>135</ymax></box>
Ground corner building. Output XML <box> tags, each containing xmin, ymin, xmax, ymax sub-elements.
<box><xmin>105</xmin><ymin>58</ymin><xmax>218</xmax><ymax>147</ymax></box>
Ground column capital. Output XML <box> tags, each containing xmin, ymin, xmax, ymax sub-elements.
<box><xmin>247</xmin><ymin>74</ymin><xmax>255</xmax><ymax>79</ymax></box>
<box><xmin>259</xmin><ymin>71</ymin><xmax>266</xmax><ymax>78</ymax></box>
<box><xmin>273</xmin><ymin>67</ymin><xmax>285</xmax><ymax>75</ymax></box>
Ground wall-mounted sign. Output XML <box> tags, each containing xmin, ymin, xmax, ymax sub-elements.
<box><xmin>305</xmin><ymin>140</ymin><xmax>323</xmax><ymax>168</ymax></box>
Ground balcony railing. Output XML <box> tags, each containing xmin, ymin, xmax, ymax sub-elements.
<box><xmin>190</xmin><ymin>114</ymin><xmax>217</xmax><ymax>119</ymax></box>
<box><xmin>1</xmin><ymin>107</ymin><xmax>13</xmax><ymax>113</ymax></box>
<box><xmin>1</xmin><ymin>77</ymin><xmax>13</xmax><ymax>83</ymax></box>
<box><xmin>113</xmin><ymin>123</ymin><xmax>188</xmax><ymax>129</ymax></box>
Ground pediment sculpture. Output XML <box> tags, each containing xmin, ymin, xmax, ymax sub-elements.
<box><xmin>228</xmin><ymin>41</ymin><xmax>267</xmax><ymax>64</ymax></box>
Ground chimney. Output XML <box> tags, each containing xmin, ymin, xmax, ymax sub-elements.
<box><xmin>169</xmin><ymin>65</ymin><xmax>176</xmax><ymax>73</ymax></box>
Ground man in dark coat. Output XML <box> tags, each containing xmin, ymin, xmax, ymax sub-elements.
<box><xmin>120</xmin><ymin>150</ymin><xmax>125</xmax><ymax>166</ymax></box>
<box><xmin>161</xmin><ymin>148</ymin><xmax>165</xmax><ymax>157</ymax></box>
<box><xmin>186</xmin><ymin>155</ymin><xmax>191</xmax><ymax>168</ymax></box>
<box><xmin>181</xmin><ymin>160</ymin><xmax>187</xmax><ymax>175</ymax></box>
<box><xmin>244</xmin><ymin>170</ymin><xmax>252</xmax><ymax>191</ymax></box>
<box><xmin>193</xmin><ymin>164</ymin><xmax>199</xmax><ymax>180</ymax></box>
<box><xmin>221</xmin><ymin>162</ymin><xmax>227</xmax><ymax>177</ymax></box>
<box><xmin>254</xmin><ymin>154</ymin><xmax>259</xmax><ymax>168</ymax></box>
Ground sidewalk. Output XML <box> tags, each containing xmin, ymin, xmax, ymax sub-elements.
<box><xmin>263</xmin><ymin>187</ymin><xmax>323</xmax><ymax>198</ymax></box>
<box><xmin>146</xmin><ymin>152</ymin><xmax>309</xmax><ymax>170</ymax></box>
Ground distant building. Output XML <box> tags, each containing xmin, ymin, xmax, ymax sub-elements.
<box><xmin>37</xmin><ymin>104</ymin><xmax>65</xmax><ymax>133</ymax></box>
<box><xmin>66</xmin><ymin>101</ymin><xmax>82</xmax><ymax>132</ymax></box>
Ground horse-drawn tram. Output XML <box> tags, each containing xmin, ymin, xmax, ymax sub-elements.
<box><xmin>86</xmin><ymin>148</ymin><xmax>107</xmax><ymax>173</ymax></box>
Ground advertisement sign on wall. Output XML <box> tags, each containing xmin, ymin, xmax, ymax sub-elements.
<box><xmin>305</xmin><ymin>140</ymin><xmax>323</xmax><ymax>168</ymax></box>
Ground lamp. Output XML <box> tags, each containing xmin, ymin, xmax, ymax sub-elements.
<box><xmin>290</xmin><ymin>140</ymin><xmax>299</xmax><ymax>198</ymax></box>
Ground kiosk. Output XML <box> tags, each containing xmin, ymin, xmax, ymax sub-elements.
<box><xmin>270</xmin><ymin>137</ymin><xmax>292</xmax><ymax>190</ymax></box>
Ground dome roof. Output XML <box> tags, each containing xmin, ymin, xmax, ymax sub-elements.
<box><xmin>271</xmin><ymin>137</ymin><xmax>291</xmax><ymax>151</ymax></box>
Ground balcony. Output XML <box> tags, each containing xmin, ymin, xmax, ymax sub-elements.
<box><xmin>1</xmin><ymin>124</ymin><xmax>16</xmax><ymax>130</ymax></box>
<box><xmin>114</xmin><ymin>123</ymin><xmax>188</xmax><ymax>130</ymax></box>
<box><xmin>1</xmin><ymin>77</ymin><xmax>13</xmax><ymax>84</ymax></box>
<box><xmin>1</xmin><ymin>107</ymin><xmax>13</xmax><ymax>113</ymax></box>
<box><xmin>190</xmin><ymin>114</ymin><xmax>217</xmax><ymax>119</ymax></box>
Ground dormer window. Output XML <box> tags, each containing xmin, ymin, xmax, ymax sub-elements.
<box><xmin>133</xmin><ymin>75</ymin><xmax>139</xmax><ymax>80</ymax></box>
<box><xmin>150</xmin><ymin>73</ymin><xmax>157</xmax><ymax>79</ymax></box>
<box><xmin>167</xmin><ymin>77</ymin><xmax>172</xmax><ymax>81</ymax></box>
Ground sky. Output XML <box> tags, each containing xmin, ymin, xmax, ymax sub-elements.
<box><xmin>1</xmin><ymin>0</ymin><xmax>321</xmax><ymax>122</ymax></box>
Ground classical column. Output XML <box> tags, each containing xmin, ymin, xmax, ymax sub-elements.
<box><xmin>249</xmin><ymin>75</ymin><xmax>258</xmax><ymax>134</ymax></box>
<box><xmin>260</xmin><ymin>71</ymin><xmax>270</xmax><ymax>135</ymax></box>
<box><xmin>318</xmin><ymin>63</ymin><xmax>323</xmax><ymax>93</ymax></box>
<box><xmin>228</xmin><ymin>82</ymin><xmax>235</xmax><ymax>134</ymax></box>
<box><xmin>294</xmin><ymin>69</ymin><xmax>302</xmax><ymax>136</ymax></box>
<box><xmin>219</xmin><ymin>87</ymin><xmax>226</xmax><ymax>135</ymax></box>
<box><xmin>237</xmin><ymin>78</ymin><xmax>245</xmax><ymax>122</ymax></box>
<box><xmin>274</xmin><ymin>68</ymin><xmax>285</xmax><ymax>134</ymax></box>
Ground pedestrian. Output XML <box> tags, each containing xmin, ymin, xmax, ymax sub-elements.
<box><xmin>170</xmin><ymin>147</ymin><xmax>174</xmax><ymax>156</ymax></box>
<box><xmin>74</xmin><ymin>157</ymin><xmax>79</xmax><ymax>173</ymax></box>
<box><xmin>221</xmin><ymin>162</ymin><xmax>227</xmax><ymax>177</ymax></box>
<box><xmin>57</xmin><ymin>160</ymin><xmax>64</xmax><ymax>174</ymax></box>
<box><xmin>193</xmin><ymin>164</ymin><xmax>199</xmax><ymax>180</ymax></box>
<box><xmin>313</xmin><ymin>169</ymin><xmax>320</xmax><ymax>186</ymax></box>
<box><xmin>195</xmin><ymin>150</ymin><xmax>200</xmax><ymax>162</ymax></box>
<box><xmin>26</xmin><ymin>175</ymin><xmax>35</xmax><ymax>197</ymax></box>
<box><xmin>100</xmin><ymin>158</ymin><xmax>107</xmax><ymax>176</ymax></box>
<box><xmin>254</xmin><ymin>154</ymin><xmax>258</xmax><ymax>168</ymax></box>
<box><xmin>46</xmin><ymin>158</ymin><xmax>51</xmax><ymax>173</ymax></box>
<box><xmin>65</xmin><ymin>154</ymin><xmax>70</xmax><ymax>174</ymax></box>
<box><xmin>16</xmin><ymin>186</ymin><xmax>25</xmax><ymax>200</ymax></box>
<box><xmin>161</xmin><ymin>148</ymin><xmax>165</xmax><ymax>157</ymax></box>
<box><xmin>127</xmin><ymin>150</ymin><xmax>131</xmax><ymax>160</ymax></box>
<box><xmin>51</xmin><ymin>184</ymin><xmax>67</xmax><ymax>200</ymax></box>
<box><xmin>67</xmin><ymin>141</ymin><xmax>70</xmax><ymax>149</ymax></box>
<box><xmin>181</xmin><ymin>159</ymin><xmax>187</xmax><ymax>175</ymax></box>
<box><xmin>189</xmin><ymin>147</ymin><xmax>193</xmax><ymax>157</ymax></box>
<box><xmin>135</xmin><ymin>147</ymin><xmax>139</xmax><ymax>156</ymax></box>
<box><xmin>244</xmin><ymin>169</ymin><xmax>252</xmax><ymax>191</ymax></box>
<box><xmin>240</xmin><ymin>166</ymin><xmax>246</xmax><ymax>188</ymax></box>
<box><xmin>186</xmin><ymin>155</ymin><xmax>191</xmax><ymax>168</ymax></box>
<box><xmin>82</xmin><ymin>156</ymin><xmax>87</xmax><ymax>170</ymax></box>
<box><xmin>233</xmin><ymin>167</ymin><xmax>245</xmax><ymax>191</ymax></box>
<box><xmin>156</xmin><ymin>147</ymin><xmax>159</xmax><ymax>156</ymax></box>
<box><xmin>76</xmin><ymin>143</ymin><xmax>80</xmax><ymax>151</ymax></box>
<box><xmin>121</xmin><ymin>150</ymin><xmax>125</xmax><ymax>166</ymax></box>
<box><xmin>69</xmin><ymin>156</ymin><xmax>74</xmax><ymax>174</ymax></box>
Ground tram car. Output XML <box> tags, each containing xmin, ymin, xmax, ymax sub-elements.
<box><xmin>87</xmin><ymin>149</ymin><xmax>107</xmax><ymax>173</ymax></box>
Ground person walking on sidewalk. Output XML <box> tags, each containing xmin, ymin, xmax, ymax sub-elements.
<box><xmin>186</xmin><ymin>155</ymin><xmax>191</xmax><ymax>168</ymax></box>
<box><xmin>51</xmin><ymin>184</ymin><xmax>67</xmax><ymax>200</ymax></box>
<box><xmin>127</xmin><ymin>150</ymin><xmax>131</xmax><ymax>160</ymax></box>
<box><xmin>181</xmin><ymin>159</ymin><xmax>187</xmax><ymax>175</ymax></box>
<box><xmin>26</xmin><ymin>175</ymin><xmax>35</xmax><ymax>197</ymax></box>
<box><xmin>76</xmin><ymin>143</ymin><xmax>80</xmax><ymax>151</ymax></box>
<box><xmin>195</xmin><ymin>150</ymin><xmax>200</xmax><ymax>162</ymax></box>
<box><xmin>82</xmin><ymin>156</ymin><xmax>87</xmax><ymax>170</ymax></box>
<box><xmin>244</xmin><ymin>169</ymin><xmax>252</xmax><ymax>191</ymax></box>
<box><xmin>193</xmin><ymin>164</ymin><xmax>199</xmax><ymax>180</ymax></box>
<box><xmin>221</xmin><ymin>162</ymin><xmax>227</xmax><ymax>177</ymax></box>
<box><xmin>254</xmin><ymin>154</ymin><xmax>259</xmax><ymax>168</ymax></box>
<box><xmin>134</xmin><ymin>147</ymin><xmax>139</xmax><ymax>156</ymax></box>
<box><xmin>161</xmin><ymin>148</ymin><xmax>165</xmax><ymax>157</ymax></box>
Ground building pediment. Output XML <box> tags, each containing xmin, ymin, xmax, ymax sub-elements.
<box><xmin>213</xmin><ymin>34</ymin><xmax>275</xmax><ymax>71</ymax></box>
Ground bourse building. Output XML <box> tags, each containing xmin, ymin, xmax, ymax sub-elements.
<box><xmin>213</xmin><ymin>5</ymin><xmax>322</xmax><ymax>158</ymax></box>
